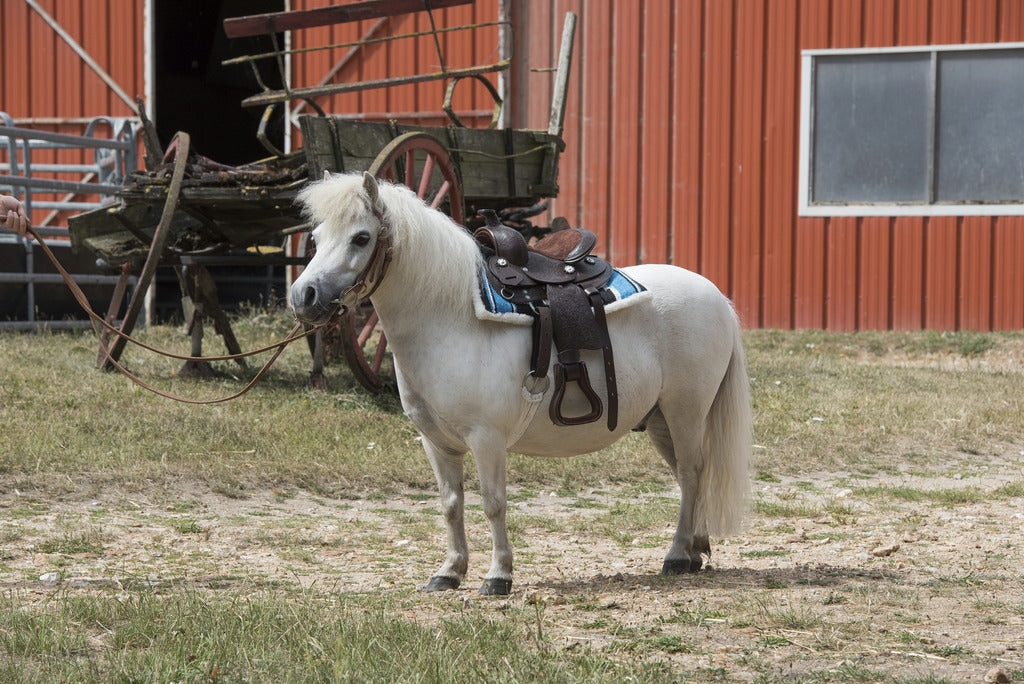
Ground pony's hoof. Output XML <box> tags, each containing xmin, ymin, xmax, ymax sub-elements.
<box><xmin>660</xmin><ymin>557</ymin><xmax>701</xmax><ymax>575</ymax></box>
<box><xmin>424</xmin><ymin>575</ymin><xmax>461</xmax><ymax>592</ymax></box>
<box><xmin>479</xmin><ymin>578</ymin><xmax>512</xmax><ymax>595</ymax></box>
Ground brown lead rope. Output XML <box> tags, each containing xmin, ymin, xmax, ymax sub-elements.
<box><xmin>26</xmin><ymin>222</ymin><xmax>318</xmax><ymax>404</ymax></box>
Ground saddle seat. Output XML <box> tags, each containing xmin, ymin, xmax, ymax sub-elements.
<box><xmin>475</xmin><ymin>211</ymin><xmax>618</xmax><ymax>430</ymax></box>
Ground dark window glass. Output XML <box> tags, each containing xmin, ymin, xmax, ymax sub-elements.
<box><xmin>812</xmin><ymin>54</ymin><xmax>931</xmax><ymax>204</ymax></box>
<box><xmin>936</xmin><ymin>50</ymin><xmax>1024</xmax><ymax>202</ymax></box>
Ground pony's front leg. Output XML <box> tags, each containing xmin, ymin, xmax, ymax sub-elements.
<box><xmin>422</xmin><ymin>439</ymin><xmax>469</xmax><ymax>592</ymax></box>
<box><xmin>471</xmin><ymin>439</ymin><xmax>513</xmax><ymax>595</ymax></box>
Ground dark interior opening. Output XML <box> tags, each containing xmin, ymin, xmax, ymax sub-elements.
<box><xmin>151</xmin><ymin>0</ymin><xmax>289</xmax><ymax>322</ymax></box>
<box><xmin>153</xmin><ymin>0</ymin><xmax>285</xmax><ymax>165</ymax></box>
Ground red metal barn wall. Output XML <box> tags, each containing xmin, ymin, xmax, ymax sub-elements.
<box><xmin>0</xmin><ymin>0</ymin><xmax>145</xmax><ymax>222</ymax></box>
<box><xmin>6</xmin><ymin>0</ymin><xmax>1023</xmax><ymax>331</ymax></box>
<box><xmin>519</xmin><ymin>0</ymin><xmax>1024</xmax><ymax>332</ymax></box>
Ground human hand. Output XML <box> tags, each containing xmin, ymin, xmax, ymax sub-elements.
<box><xmin>1</xmin><ymin>194</ymin><xmax>31</xmax><ymax>237</ymax></box>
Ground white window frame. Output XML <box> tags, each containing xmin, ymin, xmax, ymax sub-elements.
<box><xmin>799</xmin><ymin>42</ymin><xmax>1024</xmax><ymax>217</ymax></box>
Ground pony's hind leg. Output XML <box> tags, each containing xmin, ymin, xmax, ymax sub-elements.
<box><xmin>422</xmin><ymin>439</ymin><xmax>469</xmax><ymax>591</ymax></box>
<box><xmin>646</xmin><ymin>407</ymin><xmax>709</xmax><ymax>574</ymax></box>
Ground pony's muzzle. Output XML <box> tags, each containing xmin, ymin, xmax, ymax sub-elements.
<box><xmin>290</xmin><ymin>281</ymin><xmax>339</xmax><ymax>324</ymax></box>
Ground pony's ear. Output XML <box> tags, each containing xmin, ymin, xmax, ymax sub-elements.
<box><xmin>362</xmin><ymin>172</ymin><xmax>380</xmax><ymax>206</ymax></box>
<box><xmin>322</xmin><ymin>170</ymin><xmax>331</xmax><ymax>181</ymax></box>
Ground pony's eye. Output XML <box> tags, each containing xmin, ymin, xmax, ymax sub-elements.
<box><xmin>352</xmin><ymin>231</ymin><xmax>372</xmax><ymax>247</ymax></box>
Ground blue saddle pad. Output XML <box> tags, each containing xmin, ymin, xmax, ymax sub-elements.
<box><xmin>478</xmin><ymin>267</ymin><xmax>647</xmax><ymax>317</ymax></box>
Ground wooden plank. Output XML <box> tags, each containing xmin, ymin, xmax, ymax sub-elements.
<box><xmin>669</xmin><ymin>0</ymin><xmax>702</xmax><ymax>271</ymax></box>
<box><xmin>638</xmin><ymin>0</ymin><xmax>671</xmax><ymax>265</ymax></box>
<box><xmin>223</xmin><ymin>0</ymin><xmax>472</xmax><ymax>38</ymax></box>
<box><xmin>762</xmin><ymin>0</ymin><xmax>797</xmax><ymax>328</ymax></box>
<box><xmin>924</xmin><ymin>216</ymin><xmax>958</xmax><ymax>329</ymax></box>
<box><xmin>700</xmin><ymin>0</ymin><xmax>734</xmax><ymax>293</ymax></box>
<box><xmin>731</xmin><ymin>0</ymin><xmax>765</xmax><ymax>326</ymax></box>
<box><xmin>608</xmin><ymin>0</ymin><xmax>641</xmax><ymax>264</ymax></box>
<box><xmin>240</xmin><ymin>59</ymin><xmax>510</xmax><ymax>108</ymax></box>
<box><xmin>958</xmin><ymin>216</ymin><xmax>992</xmax><ymax>330</ymax></box>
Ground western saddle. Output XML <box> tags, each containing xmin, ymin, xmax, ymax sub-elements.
<box><xmin>474</xmin><ymin>210</ymin><xmax>618</xmax><ymax>431</ymax></box>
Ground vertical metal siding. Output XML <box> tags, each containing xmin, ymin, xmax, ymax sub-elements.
<box><xmin>3</xmin><ymin>0</ymin><xmax>144</xmax><ymax>226</ymax></box>
<box><xmin>535</xmin><ymin>0</ymin><xmax>1023</xmax><ymax>331</ymax></box>
<box><xmin>9</xmin><ymin>0</ymin><xmax>1023</xmax><ymax>331</ymax></box>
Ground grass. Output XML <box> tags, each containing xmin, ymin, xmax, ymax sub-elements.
<box><xmin>3</xmin><ymin>316</ymin><xmax>1024</xmax><ymax>682</ymax></box>
<box><xmin>0</xmin><ymin>587</ymin><xmax>681</xmax><ymax>683</ymax></box>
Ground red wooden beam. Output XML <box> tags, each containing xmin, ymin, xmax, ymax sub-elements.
<box><xmin>223</xmin><ymin>0</ymin><xmax>474</xmax><ymax>39</ymax></box>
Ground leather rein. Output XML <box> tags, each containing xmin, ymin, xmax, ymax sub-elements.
<box><xmin>23</xmin><ymin>225</ymin><xmax>320</xmax><ymax>406</ymax></box>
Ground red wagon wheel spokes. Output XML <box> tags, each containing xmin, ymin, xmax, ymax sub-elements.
<box><xmin>430</xmin><ymin>180</ymin><xmax>453</xmax><ymax>210</ymax></box>
<box><xmin>417</xmin><ymin>154</ymin><xmax>435</xmax><ymax>200</ymax></box>
<box><xmin>341</xmin><ymin>301</ymin><xmax>393</xmax><ymax>392</ymax></box>
<box><xmin>338</xmin><ymin>132</ymin><xmax>463</xmax><ymax>393</ymax></box>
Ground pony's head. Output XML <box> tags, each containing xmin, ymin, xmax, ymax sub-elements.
<box><xmin>290</xmin><ymin>172</ymin><xmax>388</xmax><ymax>325</ymax></box>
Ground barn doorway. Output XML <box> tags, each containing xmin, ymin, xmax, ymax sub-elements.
<box><xmin>153</xmin><ymin>0</ymin><xmax>285</xmax><ymax>165</ymax></box>
<box><xmin>151</xmin><ymin>0</ymin><xmax>289</xmax><ymax>320</ymax></box>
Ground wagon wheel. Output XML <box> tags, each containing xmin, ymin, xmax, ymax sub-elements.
<box><xmin>340</xmin><ymin>132</ymin><xmax>464</xmax><ymax>394</ymax></box>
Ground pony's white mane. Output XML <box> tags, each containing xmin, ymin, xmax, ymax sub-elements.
<box><xmin>298</xmin><ymin>173</ymin><xmax>483</xmax><ymax>316</ymax></box>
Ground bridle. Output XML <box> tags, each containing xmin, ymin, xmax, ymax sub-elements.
<box><xmin>333</xmin><ymin>200</ymin><xmax>393</xmax><ymax>311</ymax></box>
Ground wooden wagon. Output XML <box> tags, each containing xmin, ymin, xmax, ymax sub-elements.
<box><xmin>68</xmin><ymin>0</ymin><xmax>576</xmax><ymax>392</ymax></box>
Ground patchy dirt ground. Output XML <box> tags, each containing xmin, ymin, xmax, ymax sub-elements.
<box><xmin>3</xmin><ymin>449</ymin><xmax>1023</xmax><ymax>682</ymax></box>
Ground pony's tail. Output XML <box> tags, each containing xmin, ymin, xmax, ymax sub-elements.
<box><xmin>695</xmin><ymin>315</ymin><xmax>752</xmax><ymax>537</ymax></box>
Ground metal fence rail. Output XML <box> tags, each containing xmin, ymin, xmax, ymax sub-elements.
<box><xmin>0</xmin><ymin>113</ymin><xmax>139</xmax><ymax>328</ymax></box>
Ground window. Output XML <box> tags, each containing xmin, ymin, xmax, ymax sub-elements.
<box><xmin>799</xmin><ymin>43</ymin><xmax>1024</xmax><ymax>216</ymax></box>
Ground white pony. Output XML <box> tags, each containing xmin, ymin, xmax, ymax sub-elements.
<box><xmin>290</xmin><ymin>172</ymin><xmax>751</xmax><ymax>595</ymax></box>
